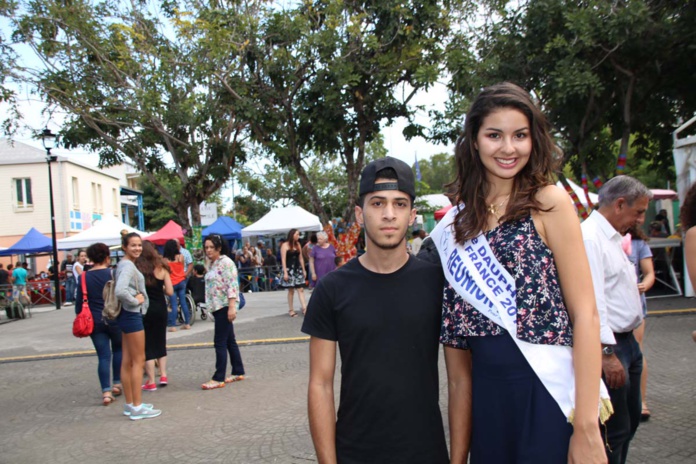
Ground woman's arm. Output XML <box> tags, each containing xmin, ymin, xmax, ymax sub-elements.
<box><xmin>444</xmin><ymin>346</ymin><xmax>472</xmax><ymax>464</ymax></box>
<box><xmin>309</xmin><ymin>252</ymin><xmax>317</xmax><ymax>281</ymax></box>
<box><xmin>281</xmin><ymin>244</ymin><xmax>288</xmax><ymax>275</ymax></box>
<box><xmin>536</xmin><ymin>186</ymin><xmax>605</xmax><ymax>463</ymax></box>
<box><xmin>638</xmin><ymin>255</ymin><xmax>655</xmax><ymax>294</ymax></box>
<box><xmin>163</xmin><ymin>269</ymin><xmax>174</xmax><ymax>296</ymax></box>
<box><xmin>298</xmin><ymin>245</ymin><xmax>306</xmax><ymax>276</ymax></box>
<box><xmin>114</xmin><ymin>263</ymin><xmax>143</xmax><ymax>306</ymax></box>
<box><xmin>685</xmin><ymin>227</ymin><xmax>696</xmax><ymax>291</ymax></box>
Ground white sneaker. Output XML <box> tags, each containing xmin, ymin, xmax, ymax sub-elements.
<box><xmin>129</xmin><ymin>404</ymin><xmax>161</xmax><ymax>421</ymax></box>
<box><xmin>123</xmin><ymin>403</ymin><xmax>153</xmax><ymax>416</ymax></box>
<box><xmin>63</xmin><ymin>302</ymin><xmax>72</xmax><ymax>307</ymax></box>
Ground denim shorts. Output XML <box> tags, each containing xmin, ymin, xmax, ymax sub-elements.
<box><xmin>117</xmin><ymin>309</ymin><xmax>144</xmax><ymax>334</ymax></box>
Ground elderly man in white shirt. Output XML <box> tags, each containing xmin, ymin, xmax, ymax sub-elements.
<box><xmin>581</xmin><ymin>175</ymin><xmax>652</xmax><ymax>464</ymax></box>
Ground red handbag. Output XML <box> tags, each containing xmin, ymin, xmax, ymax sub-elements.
<box><xmin>73</xmin><ymin>272</ymin><xmax>94</xmax><ymax>338</ymax></box>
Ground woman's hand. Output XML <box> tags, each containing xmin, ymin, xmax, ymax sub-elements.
<box><xmin>227</xmin><ymin>306</ymin><xmax>237</xmax><ymax>323</ymax></box>
<box><xmin>568</xmin><ymin>424</ymin><xmax>607</xmax><ymax>464</ymax></box>
<box><xmin>637</xmin><ymin>282</ymin><xmax>647</xmax><ymax>293</ymax></box>
<box><xmin>283</xmin><ymin>271</ymin><xmax>289</xmax><ymax>282</ymax></box>
<box><xmin>312</xmin><ymin>273</ymin><xmax>317</xmax><ymax>282</ymax></box>
<box><xmin>135</xmin><ymin>293</ymin><xmax>145</xmax><ymax>304</ymax></box>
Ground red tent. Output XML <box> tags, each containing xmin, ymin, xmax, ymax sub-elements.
<box><xmin>434</xmin><ymin>204</ymin><xmax>453</xmax><ymax>220</ymax></box>
<box><xmin>145</xmin><ymin>220</ymin><xmax>185</xmax><ymax>246</ymax></box>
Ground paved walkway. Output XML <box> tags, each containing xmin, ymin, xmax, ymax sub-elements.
<box><xmin>0</xmin><ymin>291</ymin><xmax>695</xmax><ymax>463</ymax></box>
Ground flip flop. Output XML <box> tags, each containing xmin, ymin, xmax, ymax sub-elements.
<box><xmin>288</xmin><ymin>310</ymin><xmax>298</xmax><ymax>317</ymax></box>
<box><xmin>225</xmin><ymin>375</ymin><xmax>245</xmax><ymax>383</ymax></box>
<box><xmin>201</xmin><ymin>380</ymin><xmax>225</xmax><ymax>390</ymax></box>
<box><xmin>641</xmin><ymin>406</ymin><xmax>651</xmax><ymax>422</ymax></box>
<box><xmin>102</xmin><ymin>393</ymin><xmax>115</xmax><ymax>406</ymax></box>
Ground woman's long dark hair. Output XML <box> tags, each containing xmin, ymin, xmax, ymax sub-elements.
<box><xmin>136</xmin><ymin>241</ymin><xmax>170</xmax><ymax>287</ymax></box>
<box><xmin>449</xmin><ymin>82</ymin><xmax>561</xmax><ymax>244</ymax></box>
<box><xmin>162</xmin><ymin>239</ymin><xmax>180</xmax><ymax>261</ymax></box>
<box><xmin>286</xmin><ymin>228</ymin><xmax>300</xmax><ymax>250</ymax></box>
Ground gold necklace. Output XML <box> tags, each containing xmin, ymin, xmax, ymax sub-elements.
<box><xmin>487</xmin><ymin>194</ymin><xmax>510</xmax><ymax>219</ymax></box>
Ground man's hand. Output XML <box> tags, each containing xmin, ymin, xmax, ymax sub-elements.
<box><xmin>602</xmin><ymin>353</ymin><xmax>625</xmax><ymax>389</ymax></box>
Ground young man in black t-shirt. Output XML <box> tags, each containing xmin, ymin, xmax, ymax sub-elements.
<box><xmin>302</xmin><ymin>157</ymin><xmax>448</xmax><ymax>464</ymax></box>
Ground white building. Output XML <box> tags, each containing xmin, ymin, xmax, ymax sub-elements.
<box><xmin>0</xmin><ymin>139</ymin><xmax>124</xmax><ymax>267</ymax></box>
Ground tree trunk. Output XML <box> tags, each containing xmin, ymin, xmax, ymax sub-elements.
<box><xmin>618</xmin><ymin>74</ymin><xmax>636</xmax><ymax>160</ymax></box>
<box><xmin>292</xmin><ymin>158</ymin><xmax>329</xmax><ymax>224</ymax></box>
<box><xmin>189</xmin><ymin>200</ymin><xmax>202</xmax><ymax>230</ymax></box>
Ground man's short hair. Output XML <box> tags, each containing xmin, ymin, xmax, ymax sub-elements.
<box><xmin>193</xmin><ymin>263</ymin><xmax>206</xmax><ymax>275</ymax></box>
<box><xmin>598</xmin><ymin>175</ymin><xmax>652</xmax><ymax>208</ymax></box>
<box><xmin>412</xmin><ymin>230</ymin><xmax>420</xmax><ymax>238</ymax></box>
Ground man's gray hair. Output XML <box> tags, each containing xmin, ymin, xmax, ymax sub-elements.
<box><xmin>316</xmin><ymin>231</ymin><xmax>328</xmax><ymax>241</ymax></box>
<box><xmin>597</xmin><ymin>175</ymin><xmax>653</xmax><ymax>208</ymax></box>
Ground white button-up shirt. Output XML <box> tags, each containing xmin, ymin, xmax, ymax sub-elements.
<box><xmin>581</xmin><ymin>210</ymin><xmax>643</xmax><ymax>345</ymax></box>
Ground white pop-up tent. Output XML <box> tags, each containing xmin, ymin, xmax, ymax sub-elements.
<box><xmin>57</xmin><ymin>216</ymin><xmax>148</xmax><ymax>250</ymax></box>
<box><xmin>241</xmin><ymin>206</ymin><xmax>322</xmax><ymax>237</ymax></box>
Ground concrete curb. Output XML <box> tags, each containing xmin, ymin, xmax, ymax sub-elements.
<box><xmin>0</xmin><ymin>336</ymin><xmax>310</xmax><ymax>364</ymax></box>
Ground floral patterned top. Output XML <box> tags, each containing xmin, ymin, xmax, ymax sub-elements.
<box><xmin>205</xmin><ymin>255</ymin><xmax>239</xmax><ymax>312</ymax></box>
<box><xmin>441</xmin><ymin>215</ymin><xmax>573</xmax><ymax>349</ymax></box>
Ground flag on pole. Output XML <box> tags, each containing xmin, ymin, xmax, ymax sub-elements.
<box><xmin>415</xmin><ymin>153</ymin><xmax>422</xmax><ymax>181</ymax></box>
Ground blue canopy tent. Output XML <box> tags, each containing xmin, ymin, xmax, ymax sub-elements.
<box><xmin>0</xmin><ymin>227</ymin><xmax>54</xmax><ymax>256</ymax></box>
<box><xmin>202</xmin><ymin>216</ymin><xmax>243</xmax><ymax>249</ymax></box>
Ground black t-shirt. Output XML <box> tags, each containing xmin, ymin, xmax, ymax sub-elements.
<box><xmin>186</xmin><ymin>275</ymin><xmax>205</xmax><ymax>304</ymax></box>
<box><xmin>0</xmin><ymin>269</ymin><xmax>9</xmax><ymax>286</ymax></box>
<box><xmin>301</xmin><ymin>255</ymin><xmax>448</xmax><ymax>464</ymax></box>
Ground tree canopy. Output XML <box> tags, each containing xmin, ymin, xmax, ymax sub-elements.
<box><xmin>11</xmin><ymin>0</ymin><xmax>259</xmax><ymax>230</ymax></box>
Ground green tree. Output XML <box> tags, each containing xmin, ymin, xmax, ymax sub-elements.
<box><xmin>11</xmin><ymin>0</ymin><xmax>258</xmax><ymax>231</ymax></box>
<box><xmin>414</xmin><ymin>152</ymin><xmax>456</xmax><ymax>194</ymax></box>
<box><xmin>439</xmin><ymin>0</ymin><xmax>696</xmax><ymax>182</ymax></box>
<box><xmin>237</xmin><ymin>0</ymin><xmax>464</xmax><ymax>223</ymax></box>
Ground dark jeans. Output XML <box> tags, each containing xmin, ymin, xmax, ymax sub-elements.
<box><xmin>89</xmin><ymin>320</ymin><xmax>123</xmax><ymax>392</ymax></box>
<box><xmin>212</xmin><ymin>307</ymin><xmax>245</xmax><ymax>382</ymax></box>
<box><xmin>65</xmin><ymin>278</ymin><xmax>75</xmax><ymax>303</ymax></box>
<box><xmin>603</xmin><ymin>331</ymin><xmax>643</xmax><ymax>464</ymax></box>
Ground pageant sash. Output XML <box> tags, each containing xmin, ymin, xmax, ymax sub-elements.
<box><xmin>432</xmin><ymin>205</ymin><xmax>613</xmax><ymax>424</ymax></box>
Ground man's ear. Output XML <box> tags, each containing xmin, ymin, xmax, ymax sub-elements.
<box><xmin>355</xmin><ymin>205</ymin><xmax>364</xmax><ymax>226</ymax></box>
<box><xmin>408</xmin><ymin>207</ymin><xmax>417</xmax><ymax>227</ymax></box>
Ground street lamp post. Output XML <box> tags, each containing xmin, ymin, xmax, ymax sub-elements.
<box><xmin>41</xmin><ymin>128</ymin><xmax>61</xmax><ymax>310</ymax></box>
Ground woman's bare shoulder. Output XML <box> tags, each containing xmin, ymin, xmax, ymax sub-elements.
<box><xmin>535</xmin><ymin>184</ymin><xmax>569</xmax><ymax>207</ymax></box>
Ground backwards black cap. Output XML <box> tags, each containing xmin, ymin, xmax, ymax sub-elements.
<box><xmin>359</xmin><ymin>157</ymin><xmax>416</xmax><ymax>200</ymax></box>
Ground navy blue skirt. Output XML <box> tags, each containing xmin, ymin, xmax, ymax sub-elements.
<box><xmin>467</xmin><ymin>334</ymin><xmax>573</xmax><ymax>464</ymax></box>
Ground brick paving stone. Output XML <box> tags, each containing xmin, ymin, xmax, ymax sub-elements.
<box><xmin>0</xmin><ymin>292</ymin><xmax>695</xmax><ymax>462</ymax></box>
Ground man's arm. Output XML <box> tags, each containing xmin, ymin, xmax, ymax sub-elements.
<box><xmin>444</xmin><ymin>346</ymin><xmax>472</xmax><ymax>464</ymax></box>
<box><xmin>308</xmin><ymin>336</ymin><xmax>337</xmax><ymax>464</ymax></box>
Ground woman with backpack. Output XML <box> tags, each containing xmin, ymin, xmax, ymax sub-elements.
<box><xmin>75</xmin><ymin>242</ymin><xmax>123</xmax><ymax>406</ymax></box>
<box><xmin>114</xmin><ymin>232</ymin><xmax>161</xmax><ymax>420</ymax></box>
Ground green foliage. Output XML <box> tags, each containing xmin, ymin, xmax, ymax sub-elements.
<box><xmin>237</xmin><ymin>0</ymin><xmax>465</xmax><ymax>222</ymax></box>
<box><xmin>440</xmin><ymin>0</ymin><xmax>696</xmax><ymax>182</ymax></box>
<box><xmin>11</xmin><ymin>0</ymin><xmax>258</xmax><ymax>229</ymax></box>
<box><xmin>414</xmin><ymin>152</ymin><xmax>456</xmax><ymax>195</ymax></box>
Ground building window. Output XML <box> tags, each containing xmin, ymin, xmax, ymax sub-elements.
<box><xmin>91</xmin><ymin>182</ymin><xmax>97</xmax><ymax>213</ymax></box>
<box><xmin>14</xmin><ymin>178</ymin><xmax>33</xmax><ymax>210</ymax></box>
<box><xmin>97</xmin><ymin>183</ymin><xmax>103</xmax><ymax>213</ymax></box>
<box><xmin>71</xmin><ymin>177</ymin><xmax>80</xmax><ymax>210</ymax></box>
<box><xmin>113</xmin><ymin>188</ymin><xmax>119</xmax><ymax>215</ymax></box>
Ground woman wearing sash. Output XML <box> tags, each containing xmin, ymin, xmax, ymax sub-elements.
<box><xmin>437</xmin><ymin>83</ymin><xmax>607</xmax><ymax>463</ymax></box>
